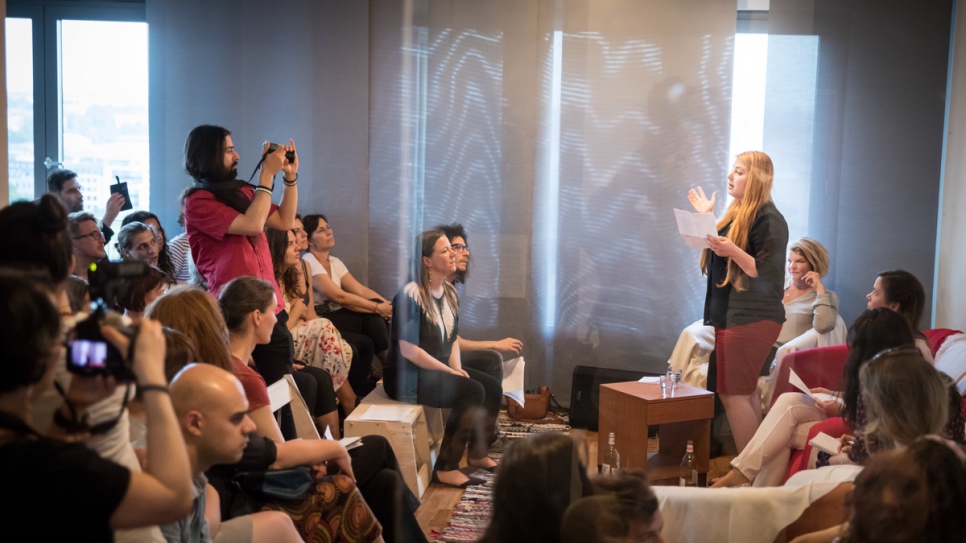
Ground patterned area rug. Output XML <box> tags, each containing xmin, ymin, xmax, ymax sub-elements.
<box><xmin>432</xmin><ymin>419</ymin><xmax>571</xmax><ymax>543</ymax></box>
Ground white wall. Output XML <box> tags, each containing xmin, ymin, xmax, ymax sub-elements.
<box><xmin>936</xmin><ymin>1</ymin><xmax>966</xmax><ymax>331</ymax></box>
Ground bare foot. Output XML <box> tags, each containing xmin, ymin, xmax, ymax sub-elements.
<box><xmin>710</xmin><ymin>469</ymin><xmax>751</xmax><ymax>488</ymax></box>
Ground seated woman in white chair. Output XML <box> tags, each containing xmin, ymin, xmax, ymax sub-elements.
<box><xmin>669</xmin><ymin>238</ymin><xmax>841</xmax><ymax>391</ymax></box>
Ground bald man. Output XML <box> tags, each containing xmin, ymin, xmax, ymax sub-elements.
<box><xmin>165</xmin><ymin>363</ymin><xmax>424</xmax><ymax>542</ymax></box>
<box><xmin>162</xmin><ymin>364</ymin><xmax>302</xmax><ymax>543</ymax></box>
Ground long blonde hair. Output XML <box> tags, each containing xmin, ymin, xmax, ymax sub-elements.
<box><xmin>700</xmin><ymin>150</ymin><xmax>775</xmax><ymax>291</ymax></box>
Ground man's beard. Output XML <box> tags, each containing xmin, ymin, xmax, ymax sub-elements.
<box><xmin>219</xmin><ymin>163</ymin><xmax>239</xmax><ymax>183</ymax></box>
<box><xmin>70</xmin><ymin>201</ymin><xmax>83</xmax><ymax>212</ymax></box>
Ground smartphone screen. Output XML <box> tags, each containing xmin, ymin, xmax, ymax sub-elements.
<box><xmin>70</xmin><ymin>339</ymin><xmax>108</xmax><ymax>370</ymax></box>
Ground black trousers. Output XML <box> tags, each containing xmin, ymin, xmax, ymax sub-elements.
<box><xmin>415</xmin><ymin>367</ymin><xmax>502</xmax><ymax>471</ymax></box>
<box><xmin>348</xmin><ymin>435</ymin><xmax>427</xmax><ymax>543</ymax></box>
<box><xmin>460</xmin><ymin>349</ymin><xmax>504</xmax><ymax>444</ymax></box>
<box><xmin>292</xmin><ymin>366</ymin><xmax>338</xmax><ymax>417</ymax></box>
<box><xmin>325</xmin><ymin>307</ymin><xmax>390</xmax><ymax>353</ymax></box>
<box><xmin>342</xmin><ymin>331</ymin><xmax>376</xmax><ymax>398</ymax></box>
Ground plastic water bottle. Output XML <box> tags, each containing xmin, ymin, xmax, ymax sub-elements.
<box><xmin>599</xmin><ymin>432</ymin><xmax>620</xmax><ymax>475</ymax></box>
<box><xmin>679</xmin><ymin>440</ymin><xmax>697</xmax><ymax>486</ymax></box>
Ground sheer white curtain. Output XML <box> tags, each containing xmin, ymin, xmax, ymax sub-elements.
<box><xmin>369</xmin><ymin>0</ymin><xmax>738</xmax><ymax>396</ymax></box>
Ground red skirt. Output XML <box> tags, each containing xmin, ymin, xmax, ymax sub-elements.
<box><xmin>714</xmin><ymin>320</ymin><xmax>782</xmax><ymax>395</ymax></box>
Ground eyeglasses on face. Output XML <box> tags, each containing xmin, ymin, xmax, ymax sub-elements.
<box><xmin>73</xmin><ymin>230</ymin><xmax>104</xmax><ymax>242</ymax></box>
<box><xmin>451</xmin><ymin>243</ymin><xmax>468</xmax><ymax>253</ymax></box>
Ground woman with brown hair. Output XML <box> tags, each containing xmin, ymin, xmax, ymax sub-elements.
<box><xmin>302</xmin><ymin>214</ymin><xmax>392</xmax><ymax>364</ymax></box>
<box><xmin>480</xmin><ymin>433</ymin><xmax>594</xmax><ymax>543</ymax></box>
<box><xmin>383</xmin><ymin>230</ymin><xmax>501</xmax><ymax>488</ymax></box>
<box><xmin>266</xmin><ymin>227</ymin><xmax>359</xmax><ymax>414</ymax></box>
<box><xmin>116</xmin><ymin>263</ymin><xmax>168</xmax><ymax>325</ymax></box>
<box><xmin>122</xmin><ymin>211</ymin><xmax>175</xmax><ymax>279</ymax></box>
<box><xmin>144</xmin><ymin>285</ymin><xmax>271</xmax><ymax>425</ymax></box>
<box><xmin>688</xmin><ymin>150</ymin><xmax>789</xmax><ymax>452</ymax></box>
<box><xmin>864</xmin><ymin>269</ymin><xmax>932</xmax><ymax>362</ymax></box>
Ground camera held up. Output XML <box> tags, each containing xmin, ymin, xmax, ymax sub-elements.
<box><xmin>68</xmin><ymin>260</ymin><xmax>149</xmax><ymax>381</ymax></box>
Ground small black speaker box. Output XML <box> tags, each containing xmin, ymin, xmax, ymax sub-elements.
<box><xmin>569</xmin><ymin>365</ymin><xmax>655</xmax><ymax>430</ymax></box>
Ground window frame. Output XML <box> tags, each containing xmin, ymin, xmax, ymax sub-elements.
<box><xmin>7</xmin><ymin>0</ymin><xmax>146</xmax><ymax>197</ymax></box>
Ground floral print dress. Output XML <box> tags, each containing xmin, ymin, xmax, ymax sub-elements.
<box><xmin>285</xmin><ymin>268</ymin><xmax>353</xmax><ymax>391</ymax></box>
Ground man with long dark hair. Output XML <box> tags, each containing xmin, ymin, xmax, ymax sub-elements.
<box><xmin>181</xmin><ymin>125</ymin><xmax>300</xmax><ymax>434</ymax></box>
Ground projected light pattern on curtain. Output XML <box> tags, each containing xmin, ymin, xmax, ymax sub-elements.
<box><xmin>538</xmin><ymin>32</ymin><xmax>733</xmax><ymax>381</ymax></box>
<box><xmin>370</xmin><ymin>0</ymin><xmax>738</xmax><ymax>395</ymax></box>
<box><xmin>371</xmin><ymin>21</ymin><xmax>512</xmax><ymax>334</ymax></box>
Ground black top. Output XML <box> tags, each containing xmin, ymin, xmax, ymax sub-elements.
<box><xmin>703</xmin><ymin>201</ymin><xmax>788</xmax><ymax>328</ymax></box>
<box><xmin>206</xmin><ymin>433</ymin><xmax>280</xmax><ymax>520</ymax></box>
<box><xmin>384</xmin><ymin>281</ymin><xmax>460</xmax><ymax>403</ymax></box>
<box><xmin>0</xmin><ymin>422</ymin><xmax>131</xmax><ymax>541</ymax></box>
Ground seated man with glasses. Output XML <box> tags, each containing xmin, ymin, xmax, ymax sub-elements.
<box><xmin>69</xmin><ymin>211</ymin><xmax>109</xmax><ymax>281</ymax></box>
<box><xmin>48</xmin><ymin>168</ymin><xmax>127</xmax><ymax>243</ymax></box>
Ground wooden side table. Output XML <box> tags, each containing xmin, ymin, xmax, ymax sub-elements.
<box><xmin>598</xmin><ymin>381</ymin><xmax>714</xmax><ymax>484</ymax></box>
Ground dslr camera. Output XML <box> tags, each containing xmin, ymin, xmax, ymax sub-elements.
<box><xmin>68</xmin><ymin>260</ymin><xmax>148</xmax><ymax>381</ymax></box>
<box><xmin>266</xmin><ymin>142</ymin><xmax>295</xmax><ymax>163</ymax></box>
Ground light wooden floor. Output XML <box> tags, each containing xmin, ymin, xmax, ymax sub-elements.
<box><xmin>414</xmin><ymin>428</ymin><xmax>734</xmax><ymax>539</ymax></box>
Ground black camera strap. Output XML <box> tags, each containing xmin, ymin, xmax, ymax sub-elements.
<box><xmin>51</xmin><ymin>381</ymin><xmax>132</xmax><ymax>440</ymax></box>
<box><xmin>247</xmin><ymin>153</ymin><xmax>275</xmax><ymax>187</ymax></box>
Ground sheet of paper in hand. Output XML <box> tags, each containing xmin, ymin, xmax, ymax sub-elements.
<box><xmin>788</xmin><ymin>368</ymin><xmax>843</xmax><ymax>404</ymax></box>
<box><xmin>674</xmin><ymin>209</ymin><xmax>717</xmax><ymax>249</ymax></box>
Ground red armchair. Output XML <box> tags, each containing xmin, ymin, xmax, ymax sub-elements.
<box><xmin>769</xmin><ymin>345</ymin><xmax>850</xmax><ymax>410</ymax></box>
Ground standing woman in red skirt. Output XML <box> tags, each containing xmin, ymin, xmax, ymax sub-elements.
<box><xmin>688</xmin><ymin>151</ymin><xmax>788</xmax><ymax>453</ymax></box>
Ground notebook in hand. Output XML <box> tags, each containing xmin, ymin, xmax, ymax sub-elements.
<box><xmin>807</xmin><ymin>432</ymin><xmax>842</xmax><ymax>455</ymax></box>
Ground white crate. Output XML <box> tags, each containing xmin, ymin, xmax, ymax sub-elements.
<box><xmin>344</xmin><ymin>382</ymin><xmax>444</xmax><ymax>499</ymax></box>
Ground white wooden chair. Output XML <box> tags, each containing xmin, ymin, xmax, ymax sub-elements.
<box><xmin>267</xmin><ymin>374</ymin><xmax>321</xmax><ymax>440</ymax></box>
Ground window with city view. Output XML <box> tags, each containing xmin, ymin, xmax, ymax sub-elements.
<box><xmin>5</xmin><ymin>14</ymin><xmax>148</xmax><ymax>224</ymax></box>
<box><xmin>59</xmin><ymin>20</ymin><xmax>149</xmax><ymax>221</ymax></box>
<box><xmin>6</xmin><ymin>17</ymin><xmax>33</xmax><ymax>204</ymax></box>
